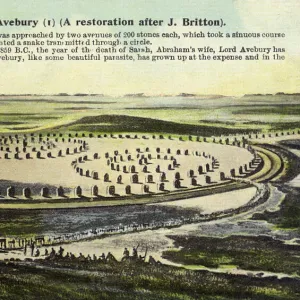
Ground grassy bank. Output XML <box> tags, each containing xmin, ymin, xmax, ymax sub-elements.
<box><xmin>251</xmin><ymin>142</ymin><xmax>300</xmax><ymax>230</ymax></box>
<box><xmin>162</xmin><ymin>235</ymin><xmax>300</xmax><ymax>276</ymax></box>
<box><xmin>0</xmin><ymin>258</ymin><xmax>299</xmax><ymax>300</ymax></box>
<box><xmin>252</xmin><ymin>185</ymin><xmax>300</xmax><ymax>230</ymax></box>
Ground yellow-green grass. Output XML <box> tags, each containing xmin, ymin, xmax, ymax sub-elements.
<box><xmin>248</xmin><ymin>146</ymin><xmax>284</xmax><ymax>182</ymax></box>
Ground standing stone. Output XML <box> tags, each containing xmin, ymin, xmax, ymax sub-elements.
<box><xmin>230</xmin><ymin>169</ymin><xmax>236</xmax><ymax>177</ymax></box>
<box><xmin>104</xmin><ymin>173</ymin><xmax>110</xmax><ymax>182</ymax></box>
<box><xmin>91</xmin><ymin>185</ymin><xmax>99</xmax><ymax>196</ymax></box>
<box><xmin>7</xmin><ymin>186</ymin><xmax>15</xmax><ymax>198</ymax></box>
<box><xmin>143</xmin><ymin>185</ymin><xmax>150</xmax><ymax>193</ymax></box>
<box><xmin>147</xmin><ymin>174</ymin><xmax>154</xmax><ymax>183</ymax></box>
<box><xmin>107</xmin><ymin>185</ymin><xmax>115</xmax><ymax>196</ymax></box>
<box><xmin>160</xmin><ymin>172</ymin><xmax>166</xmax><ymax>182</ymax></box>
<box><xmin>174</xmin><ymin>179</ymin><xmax>181</xmax><ymax>188</ymax></box>
<box><xmin>158</xmin><ymin>183</ymin><xmax>165</xmax><ymax>191</ymax></box>
<box><xmin>239</xmin><ymin>166</ymin><xmax>243</xmax><ymax>174</ymax></box>
<box><xmin>205</xmin><ymin>176</ymin><xmax>211</xmax><ymax>184</ymax></box>
<box><xmin>173</xmin><ymin>159</ymin><xmax>177</xmax><ymax>167</ymax></box>
<box><xmin>117</xmin><ymin>175</ymin><xmax>122</xmax><ymax>184</ymax></box>
<box><xmin>41</xmin><ymin>187</ymin><xmax>50</xmax><ymax>197</ymax></box>
<box><xmin>220</xmin><ymin>172</ymin><xmax>226</xmax><ymax>181</ymax></box>
<box><xmin>131</xmin><ymin>174</ymin><xmax>139</xmax><ymax>184</ymax></box>
<box><xmin>23</xmin><ymin>188</ymin><xmax>31</xmax><ymax>198</ymax></box>
<box><xmin>205</xmin><ymin>163</ymin><xmax>210</xmax><ymax>172</ymax></box>
<box><xmin>188</xmin><ymin>170</ymin><xmax>194</xmax><ymax>177</ymax></box>
<box><xmin>125</xmin><ymin>185</ymin><xmax>131</xmax><ymax>195</ymax></box>
<box><xmin>175</xmin><ymin>172</ymin><xmax>181</xmax><ymax>180</ymax></box>
<box><xmin>75</xmin><ymin>186</ymin><xmax>82</xmax><ymax>197</ymax></box>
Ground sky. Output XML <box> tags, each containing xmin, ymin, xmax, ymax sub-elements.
<box><xmin>0</xmin><ymin>0</ymin><xmax>299</xmax><ymax>96</ymax></box>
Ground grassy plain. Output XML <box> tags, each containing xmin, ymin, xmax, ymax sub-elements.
<box><xmin>0</xmin><ymin>259</ymin><xmax>299</xmax><ymax>300</ymax></box>
<box><xmin>1</xmin><ymin>94</ymin><xmax>300</xmax><ymax>133</ymax></box>
<box><xmin>162</xmin><ymin>235</ymin><xmax>300</xmax><ymax>276</ymax></box>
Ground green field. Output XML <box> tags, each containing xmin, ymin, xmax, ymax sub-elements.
<box><xmin>1</xmin><ymin>94</ymin><xmax>300</xmax><ymax>133</ymax></box>
<box><xmin>0</xmin><ymin>258</ymin><xmax>299</xmax><ymax>300</ymax></box>
<box><xmin>162</xmin><ymin>235</ymin><xmax>300</xmax><ymax>276</ymax></box>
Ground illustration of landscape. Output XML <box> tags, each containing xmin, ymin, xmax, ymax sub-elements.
<box><xmin>1</xmin><ymin>92</ymin><xmax>300</xmax><ymax>299</ymax></box>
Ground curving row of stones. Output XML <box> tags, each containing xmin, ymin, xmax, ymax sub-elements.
<box><xmin>0</xmin><ymin>131</ymin><xmax>264</xmax><ymax>200</ymax></box>
<box><xmin>0</xmin><ymin>135</ymin><xmax>88</xmax><ymax>160</ymax></box>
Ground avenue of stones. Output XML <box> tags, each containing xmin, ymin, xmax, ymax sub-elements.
<box><xmin>0</xmin><ymin>133</ymin><xmax>261</xmax><ymax>201</ymax></box>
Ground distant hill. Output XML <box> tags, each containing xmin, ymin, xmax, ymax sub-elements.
<box><xmin>55</xmin><ymin>93</ymin><xmax>70</xmax><ymax>96</ymax></box>
<box><xmin>244</xmin><ymin>92</ymin><xmax>300</xmax><ymax>97</ymax></box>
<box><xmin>275</xmin><ymin>92</ymin><xmax>300</xmax><ymax>96</ymax></box>
<box><xmin>123</xmin><ymin>93</ymin><xmax>146</xmax><ymax>97</ymax></box>
<box><xmin>244</xmin><ymin>93</ymin><xmax>272</xmax><ymax>97</ymax></box>
<box><xmin>55</xmin><ymin>114</ymin><xmax>254</xmax><ymax>136</ymax></box>
<box><xmin>73</xmin><ymin>93</ymin><xmax>105</xmax><ymax>97</ymax></box>
<box><xmin>177</xmin><ymin>93</ymin><xmax>197</xmax><ymax>97</ymax></box>
<box><xmin>177</xmin><ymin>93</ymin><xmax>226</xmax><ymax>98</ymax></box>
